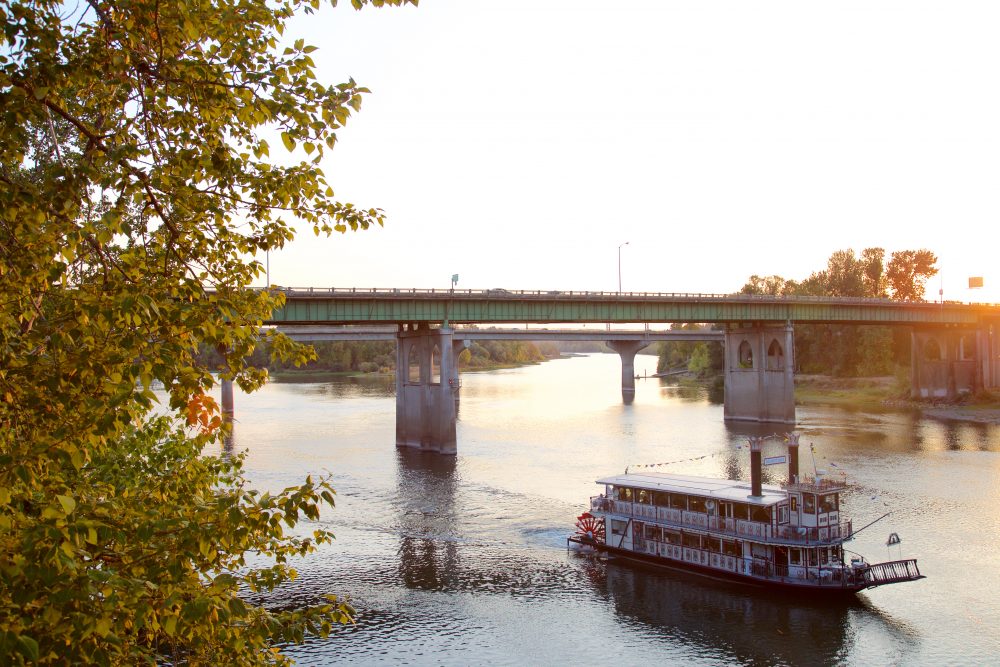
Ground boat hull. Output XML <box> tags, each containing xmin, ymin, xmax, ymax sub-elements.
<box><xmin>568</xmin><ymin>535</ymin><xmax>868</xmax><ymax>597</ymax></box>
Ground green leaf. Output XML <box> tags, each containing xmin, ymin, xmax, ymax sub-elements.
<box><xmin>57</xmin><ymin>495</ymin><xmax>76</xmax><ymax>514</ymax></box>
<box><xmin>17</xmin><ymin>635</ymin><xmax>39</xmax><ymax>661</ymax></box>
<box><xmin>281</xmin><ymin>131</ymin><xmax>296</xmax><ymax>152</ymax></box>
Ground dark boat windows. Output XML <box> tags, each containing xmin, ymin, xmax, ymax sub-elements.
<box><xmin>790</xmin><ymin>549</ymin><xmax>801</xmax><ymax>565</ymax></box>
<box><xmin>722</xmin><ymin>540</ymin><xmax>741</xmax><ymax>557</ymax></box>
<box><xmin>644</xmin><ymin>524</ymin><xmax>661</xmax><ymax>541</ymax></box>
<box><xmin>638</xmin><ymin>489</ymin><xmax>650</xmax><ymax>504</ymax></box>
<box><xmin>705</xmin><ymin>536</ymin><xmax>722</xmax><ymax>553</ymax></box>
<box><xmin>610</xmin><ymin>520</ymin><xmax>628</xmax><ymax>536</ymax></box>
<box><xmin>819</xmin><ymin>494</ymin><xmax>839</xmax><ymax>513</ymax></box>
<box><xmin>682</xmin><ymin>533</ymin><xmax>701</xmax><ymax>548</ymax></box>
<box><xmin>688</xmin><ymin>497</ymin><xmax>706</xmax><ymax>513</ymax></box>
<box><xmin>664</xmin><ymin>530</ymin><xmax>681</xmax><ymax>545</ymax></box>
<box><xmin>750</xmin><ymin>505</ymin><xmax>771</xmax><ymax>523</ymax></box>
<box><xmin>803</xmin><ymin>493</ymin><xmax>816</xmax><ymax>514</ymax></box>
<box><xmin>669</xmin><ymin>494</ymin><xmax>687</xmax><ymax>510</ymax></box>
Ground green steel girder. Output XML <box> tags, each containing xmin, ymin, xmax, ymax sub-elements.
<box><xmin>263</xmin><ymin>289</ymin><xmax>1000</xmax><ymax>327</ymax></box>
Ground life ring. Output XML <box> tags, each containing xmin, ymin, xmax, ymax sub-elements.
<box><xmin>705</xmin><ymin>500</ymin><xmax>716</xmax><ymax>511</ymax></box>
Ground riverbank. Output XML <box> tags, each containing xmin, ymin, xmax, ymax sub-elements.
<box><xmin>665</xmin><ymin>372</ymin><xmax>1000</xmax><ymax>425</ymax></box>
<box><xmin>795</xmin><ymin>374</ymin><xmax>1000</xmax><ymax>424</ymax></box>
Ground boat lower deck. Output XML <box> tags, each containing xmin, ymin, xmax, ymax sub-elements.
<box><xmin>568</xmin><ymin>535</ymin><xmax>923</xmax><ymax>595</ymax></box>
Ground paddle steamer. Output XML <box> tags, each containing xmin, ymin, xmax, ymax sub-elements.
<box><xmin>569</xmin><ymin>434</ymin><xmax>924</xmax><ymax>594</ymax></box>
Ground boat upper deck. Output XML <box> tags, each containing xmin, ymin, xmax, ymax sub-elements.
<box><xmin>596</xmin><ymin>472</ymin><xmax>788</xmax><ymax>507</ymax></box>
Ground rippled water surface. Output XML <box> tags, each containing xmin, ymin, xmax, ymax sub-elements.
<box><xmin>219</xmin><ymin>354</ymin><xmax>1000</xmax><ymax>666</ymax></box>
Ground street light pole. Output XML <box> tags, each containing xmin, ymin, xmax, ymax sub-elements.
<box><xmin>618</xmin><ymin>241</ymin><xmax>629</xmax><ymax>293</ymax></box>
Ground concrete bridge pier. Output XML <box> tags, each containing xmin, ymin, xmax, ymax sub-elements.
<box><xmin>396</xmin><ymin>324</ymin><xmax>458</xmax><ymax>454</ymax></box>
<box><xmin>910</xmin><ymin>327</ymin><xmax>980</xmax><ymax>399</ymax></box>
<box><xmin>723</xmin><ymin>323</ymin><xmax>795</xmax><ymax>424</ymax></box>
<box><xmin>450</xmin><ymin>339</ymin><xmax>469</xmax><ymax>405</ymax></box>
<box><xmin>607</xmin><ymin>340</ymin><xmax>650</xmax><ymax>404</ymax></box>
<box><xmin>220</xmin><ymin>378</ymin><xmax>234</xmax><ymax>421</ymax></box>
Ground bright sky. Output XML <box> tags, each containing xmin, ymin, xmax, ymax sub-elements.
<box><xmin>267</xmin><ymin>1</ymin><xmax>1000</xmax><ymax>304</ymax></box>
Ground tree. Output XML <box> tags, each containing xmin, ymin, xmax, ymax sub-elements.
<box><xmin>1</xmin><ymin>0</ymin><xmax>414</xmax><ymax>663</ymax></box>
<box><xmin>887</xmin><ymin>249</ymin><xmax>938</xmax><ymax>301</ymax></box>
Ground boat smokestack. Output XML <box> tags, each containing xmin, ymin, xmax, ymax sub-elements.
<box><xmin>749</xmin><ymin>436</ymin><xmax>763</xmax><ymax>497</ymax></box>
<box><xmin>787</xmin><ymin>432</ymin><xmax>800</xmax><ymax>484</ymax></box>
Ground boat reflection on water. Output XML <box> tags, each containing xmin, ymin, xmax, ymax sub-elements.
<box><xmin>576</xmin><ymin>554</ymin><xmax>920</xmax><ymax>665</ymax></box>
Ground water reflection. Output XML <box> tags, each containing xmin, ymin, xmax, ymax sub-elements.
<box><xmin>580</xmin><ymin>556</ymin><xmax>919</xmax><ymax>666</ymax></box>
<box><xmin>395</xmin><ymin>449</ymin><xmax>459</xmax><ymax>591</ymax></box>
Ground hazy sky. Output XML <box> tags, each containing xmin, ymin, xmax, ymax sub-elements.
<box><xmin>266</xmin><ymin>1</ymin><xmax>999</xmax><ymax>303</ymax></box>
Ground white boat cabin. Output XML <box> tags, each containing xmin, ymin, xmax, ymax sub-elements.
<box><xmin>591</xmin><ymin>471</ymin><xmax>852</xmax><ymax>582</ymax></box>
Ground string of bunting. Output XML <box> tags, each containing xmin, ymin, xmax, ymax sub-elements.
<box><xmin>625</xmin><ymin>434</ymin><xmax>845</xmax><ymax>474</ymax></box>
<box><xmin>626</xmin><ymin>450</ymin><xmax>723</xmax><ymax>473</ymax></box>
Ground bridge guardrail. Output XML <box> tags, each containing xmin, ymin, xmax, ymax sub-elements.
<box><xmin>253</xmin><ymin>287</ymin><xmax>999</xmax><ymax>308</ymax></box>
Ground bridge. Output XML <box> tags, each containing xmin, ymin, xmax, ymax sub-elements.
<box><xmin>241</xmin><ymin>288</ymin><xmax>1000</xmax><ymax>454</ymax></box>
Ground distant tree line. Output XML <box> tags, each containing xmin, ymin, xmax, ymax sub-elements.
<box><xmin>659</xmin><ymin>248</ymin><xmax>938</xmax><ymax>378</ymax></box>
<box><xmin>198</xmin><ymin>339</ymin><xmax>561</xmax><ymax>374</ymax></box>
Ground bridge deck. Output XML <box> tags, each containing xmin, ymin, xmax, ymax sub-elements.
<box><xmin>264</xmin><ymin>288</ymin><xmax>1000</xmax><ymax>326</ymax></box>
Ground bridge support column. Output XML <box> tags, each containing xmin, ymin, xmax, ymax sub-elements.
<box><xmin>607</xmin><ymin>340</ymin><xmax>650</xmax><ymax>404</ymax></box>
<box><xmin>220</xmin><ymin>378</ymin><xmax>234</xmax><ymax>421</ymax></box>
<box><xmin>979</xmin><ymin>321</ymin><xmax>998</xmax><ymax>391</ymax></box>
<box><xmin>396</xmin><ymin>324</ymin><xmax>458</xmax><ymax>454</ymax></box>
<box><xmin>911</xmin><ymin>328</ymin><xmax>980</xmax><ymax>399</ymax></box>
<box><xmin>723</xmin><ymin>323</ymin><xmax>795</xmax><ymax>424</ymax></box>
<box><xmin>451</xmin><ymin>339</ymin><xmax>468</xmax><ymax>405</ymax></box>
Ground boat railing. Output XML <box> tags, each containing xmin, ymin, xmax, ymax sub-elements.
<box><xmin>591</xmin><ymin>496</ymin><xmax>852</xmax><ymax>545</ymax></box>
<box><xmin>784</xmin><ymin>477</ymin><xmax>848</xmax><ymax>493</ymax></box>
<box><xmin>863</xmin><ymin>559</ymin><xmax>924</xmax><ymax>587</ymax></box>
<box><xmin>631</xmin><ymin>536</ymin><xmax>865</xmax><ymax>588</ymax></box>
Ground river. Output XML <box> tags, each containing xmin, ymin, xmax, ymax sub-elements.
<box><xmin>220</xmin><ymin>353</ymin><xmax>1000</xmax><ymax>666</ymax></box>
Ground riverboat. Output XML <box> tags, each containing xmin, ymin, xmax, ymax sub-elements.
<box><xmin>568</xmin><ymin>434</ymin><xmax>925</xmax><ymax>595</ymax></box>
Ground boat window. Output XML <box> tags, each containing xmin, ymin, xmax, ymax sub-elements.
<box><xmin>778</xmin><ymin>504</ymin><xmax>789</xmax><ymax>524</ymax></box>
<box><xmin>653</xmin><ymin>491</ymin><xmax>669</xmax><ymax>506</ymax></box>
<box><xmin>644</xmin><ymin>525</ymin><xmax>661</xmax><ymax>541</ymax></box>
<box><xmin>610</xmin><ymin>520</ymin><xmax>628</xmax><ymax>536</ymax></box>
<box><xmin>682</xmin><ymin>533</ymin><xmax>701</xmax><ymax>548</ymax></box>
<box><xmin>664</xmin><ymin>530</ymin><xmax>681</xmax><ymax>545</ymax></box>
<box><xmin>807</xmin><ymin>549</ymin><xmax>817</xmax><ymax>566</ymax></box>
<box><xmin>705</xmin><ymin>537</ymin><xmax>722</xmax><ymax>553</ymax></box>
<box><xmin>733</xmin><ymin>503</ymin><xmax>750</xmax><ymax>521</ymax></box>
<box><xmin>669</xmin><ymin>494</ymin><xmax>687</xmax><ymax>510</ymax></box>
<box><xmin>790</xmin><ymin>549</ymin><xmax>801</xmax><ymax>565</ymax></box>
<box><xmin>638</xmin><ymin>489</ymin><xmax>650</xmax><ymax>504</ymax></box>
<box><xmin>820</xmin><ymin>549</ymin><xmax>829</xmax><ymax>564</ymax></box>
<box><xmin>722</xmin><ymin>540</ymin><xmax>740</xmax><ymax>556</ymax></box>
<box><xmin>803</xmin><ymin>493</ymin><xmax>816</xmax><ymax>514</ymax></box>
<box><xmin>750</xmin><ymin>505</ymin><xmax>771</xmax><ymax>523</ymax></box>
<box><xmin>621</xmin><ymin>488</ymin><xmax>633</xmax><ymax>502</ymax></box>
<box><xmin>790</xmin><ymin>495</ymin><xmax>798</xmax><ymax>512</ymax></box>
<box><xmin>688</xmin><ymin>497</ymin><xmax>706</xmax><ymax>513</ymax></box>
<box><xmin>819</xmin><ymin>494</ymin><xmax>838</xmax><ymax>513</ymax></box>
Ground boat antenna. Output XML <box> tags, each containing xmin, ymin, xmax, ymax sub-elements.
<box><xmin>809</xmin><ymin>442</ymin><xmax>818</xmax><ymax>478</ymax></box>
<box><xmin>849</xmin><ymin>511</ymin><xmax>892</xmax><ymax>540</ymax></box>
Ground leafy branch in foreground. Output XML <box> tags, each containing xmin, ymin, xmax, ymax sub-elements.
<box><xmin>1</xmin><ymin>0</ymin><xmax>415</xmax><ymax>663</ymax></box>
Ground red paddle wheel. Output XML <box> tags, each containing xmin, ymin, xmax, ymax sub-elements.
<box><xmin>574</xmin><ymin>512</ymin><xmax>605</xmax><ymax>543</ymax></box>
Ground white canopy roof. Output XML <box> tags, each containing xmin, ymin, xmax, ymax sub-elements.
<box><xmin>596</xmin><ymin>472</ymin><xmax>788</xmax><ymax>507</ymax></box>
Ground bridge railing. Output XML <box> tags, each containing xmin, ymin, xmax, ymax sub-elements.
<box><xmin>254</xmin><ymin>286</ymin><xmax>999</xmax><ymax>308</ymax></box>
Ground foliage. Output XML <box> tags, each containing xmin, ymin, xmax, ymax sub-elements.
<box><xmin>656</xmin><ymin>324</ymin><xmax>723</xmax><ymax>378</ymax></box>
<box><xmin>1</xmin><ymin>0</ymin><xmax>414</xmax><ymax>663</ymax></box>
<box><xmin>738</xmin><ymin>248</ymin><xmax>939</xmax><ymax>376</ymax></box>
